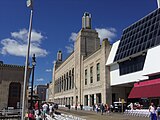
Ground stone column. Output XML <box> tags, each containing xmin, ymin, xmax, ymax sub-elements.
<box><xmin>94</xmin><ymin>94</ymin><xmax>96</xmax><ymax>104</ymax></box>
<box><xmin>63</xmin><ymin>97</ymin><xmax>65</xmax><ymax>105</ymax></box>
<box><xmin>88</xmin><ymin>95</ymin><xmax>90</xmax><ymax>106</ymax></box>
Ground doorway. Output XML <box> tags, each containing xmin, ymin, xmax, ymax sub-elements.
<box><xmin>8</xmin><ymin>82</ymin><xmax>21</xmax><ymax>109</ymax></box>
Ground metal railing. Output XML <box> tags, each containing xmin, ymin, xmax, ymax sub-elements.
<box><xmin>0</xmin><ymin>109</ymin><xmax>21</xmax><ymax>119</ymax></box>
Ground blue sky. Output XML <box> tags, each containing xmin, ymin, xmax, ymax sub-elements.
<box><xmin>0</xmin><ymin>0</ymin><xmax>158</xmax><ymax>85</ymax></box>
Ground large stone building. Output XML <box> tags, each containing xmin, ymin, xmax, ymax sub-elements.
<box><xmin>0</xmin><ymin>61</ymin><xmax>31</xmax><ymax>109</ymax></box>
<box><xmin>51</xmin><ymin>12</ymin><xmax>112</xmax><ymax>107</ymax></box>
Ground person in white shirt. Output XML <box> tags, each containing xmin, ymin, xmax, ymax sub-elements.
<box><xmin>49</xmin><ymin>104</ymin><xmax>54</xmax><ymax>117</ymax></box>
<box><xmin>149</xmin><ymin>102</ymin><xmax>156</xmax><ymax>120</ymax></box>
<box><xmin>95</xmin><ymin>104</ymin><xmax>98</xmax><ymax>113</ymax></box>
<box><xmin>42</xmin><ymin>103</ymin><xmax>48</xmax><ymax>114</ymax></box>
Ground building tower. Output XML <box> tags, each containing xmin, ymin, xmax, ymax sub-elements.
<box><xmin>57</xmin><ymin>50</ymin><xmax>62</xmax><ymax>62</ymax></box>
<box><xmin>82</xmin><ymin>12</ymin><xmax>91</xmax><ymax>29</ymax></box>
<box><xmin>157</xmin><ymin>0</ymin><xmax>160</xmax><ymax>8</ymax></box>
<box><xmin>54</xmin><ymin>50</ymin><xmax>63</xmax><ymax>70</ymax></box>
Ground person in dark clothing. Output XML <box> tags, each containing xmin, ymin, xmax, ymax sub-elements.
<box><xmin>75</xmin><ymin>104</ymin><xmax>77</xmax><ymax>110</ymax></box>
<box><xmin>100</xmin><ymin>103</ymin><xmax>105</xmax><ymax>115</ymax></box>
<box><xmin>80</xmin><ymin>104</ymin><xmax>83</xmax><ymax>110</ymax></box>
<box><xmin>68</xmin><ymin>104</ymin><xmax>71</xmax><ymax>110</ymax></box>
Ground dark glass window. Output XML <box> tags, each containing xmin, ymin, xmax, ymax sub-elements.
<box><xmin>119</xmin><ymin>55</ymin><xmax>146</xmax><ymax>75</ymax></box>
<box><xmin>96</xmin><ymin>63</ymin><xmax>100</xmax><ymax>81</ymax></box>
<box><xmin>90</xmin><ymin>66</ymin><xmax>93</xmax><ymax>83</ymax></box>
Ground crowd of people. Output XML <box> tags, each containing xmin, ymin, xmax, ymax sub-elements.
<box><xmin>28</xmin><ymin>101</ymin><xmax>58</xmax><ymax>120</ymax></box>
<box><xmin>92</xmin><ymin>103</ymin><xmax>113</xmax><ymax>115</ymax></box>
<box><xmin>27</xmin><ymin>101</ymin><xmax>160</xmax><ymax>120</ymax></box>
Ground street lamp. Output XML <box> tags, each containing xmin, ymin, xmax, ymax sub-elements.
<box><xmin>30</xmin><ymin>54</ymin><xmax>36</xmax><ymax>109</ymax></box>
<box><xmin>21</xmin><ymin>0</ymin><xmax>33</xmax><ymax>119</ymax></box>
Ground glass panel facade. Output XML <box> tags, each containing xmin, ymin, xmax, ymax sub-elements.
<box><xmin>114</xmin><ymin>9</ymin><xmax>160</xmax><ymax>61</ymax></box>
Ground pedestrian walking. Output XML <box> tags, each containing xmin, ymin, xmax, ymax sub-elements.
<box><xmin>100</xmin><ymin>103</ymin><xmax>105</xmax><ymax>115</ymax></box>
<box><xmin>105</xmin><ymin>104</ymin><xmax>109</xmax><ymax>114</ymax></box>
<box><xmin>34</xmin><ymin>101</ymin><xmax>41</xmax><ymax>119</ymax></box>
<box><xmin>157</xmin><ymin>105</ymin><xmax>160</xmax><ymax>120</ymax></box>
<box><xmin>75</xmin><ymin>104</ymin><xmax>77</xmax><ymax>110</ymax></box>
<box><xmin>49</xmin><ymin>104</ymin><xmax>54</xmax><ymax>117</ymax></box>
<box><xmin>93</xmin><ymin>104</ymin><xmax>95</xmax><ymax>111</ymax></box>
<box><xmin>42</xmin><ymin>102</ymin><xmax>48</xmax><ymax>119</ymax></box>
<box><xmin>149</xmin><ymin>102</ymin><xmax>157</xmax><ymax>120</ymax></box>
<box><xmin>110</xmin><ymin>104</ymin><xmax>114</xmax><ymax>112</ymax></box>
<box><xmin>95</xmin><ymin>104</ymin><xmax>98</xmax><ymax>113</ymax></box>
<box><xmin>68</xmin><ymin>104</ymin><xmax>71</xmax><ymax>110</ymax></box>
<box><xmin>28</xmin><ymin>109</ymin><xmax>35</xmax><ymax>120</ymax></box>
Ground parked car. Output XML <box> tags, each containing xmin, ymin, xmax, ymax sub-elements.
<box><xmin>113</xmin><ymin>101</ymin><xmax>127</xmax><ymax>112</ymax></box>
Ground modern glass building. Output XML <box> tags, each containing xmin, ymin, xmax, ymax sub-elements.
<box><xmin>106</xmin><ymin>8</ymin><xmax>160</xmax><ymax>107</ymax></box>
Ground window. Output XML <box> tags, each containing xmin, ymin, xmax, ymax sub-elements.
<box><xmin>62</xmin><ymin>76</ymin><xmax>63</xmax><ymax>90</ymax></box>
<box><xmin>85</xmin><ymin>69</ymin><xmax>87</xmax><ymax>85</ymax></box>
<box><xmin>97</xmin><ymin>63</ymin><xmax>100</xmax><ymax>81</ymax></box>
<box><xmin>90</xmin><ymin>66</ymin><xmax>93</xmax><ymax>83</ymax></box>
<box><xmin>119</xmin><ymin>55</ymin><xmax>146</xmax><ymax>75</ymax></box>
<box><xmin>64</xmin><ymin>74</ymin><xmax>66</xmax><ymax>91</ymax></box>
<box><xmin>72</xmin><ymin>68</ymin><xmax>74</xmax><ymax>89</ymax></box>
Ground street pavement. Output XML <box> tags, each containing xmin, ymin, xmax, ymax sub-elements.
<box><xmin>56</xmin><ymin>107</ymin><xmax>149</xmax><ymax>120</ymax></box>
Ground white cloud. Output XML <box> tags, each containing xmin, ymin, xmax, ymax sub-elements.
<box><xmin>36</xmin><ymin>78</ymin><xmax>44</xmax><ymax>81</ymax></box>
<box><xmin>65</xmin><ymin>44</ymin><xmax>74</xmax><ymax>53</ymax></box>
<box><xmin>95</xmin><ymin>27</ymin><xmax>117</xmax><ymax>43</ymax></box>
<box><xmin>0</xmin><ymin>29</ymin><xmax>48</xmax><ymax>57</ymax></box>
<box><xmin>65</xmin><ymin>32</ymin><xmax>77</xmax><ymax>53</ymax></box>
<box><xmin>11</xmin><ymin>29</ymin><xmax>44</xmax><ymax>43</ymax></box>
<box><xmin>69</xmin><ymin>32</ymin><xmax>77</xmax><ymax>42</ymax></box>
<box><xmin>46</xmin><ymin>69</ymin><xmax>52</xmax><ymax>72</ymax></box>
<box><xmin>11</xmin><ymin>29</ymin><xmax>28</xmax><ymax>41</ymax></box>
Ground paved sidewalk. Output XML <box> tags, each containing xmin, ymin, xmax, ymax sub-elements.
<box><xmin>57</xmin><ymin>107</ymin><xmax>149</xmax><ymax>120</ymax></box>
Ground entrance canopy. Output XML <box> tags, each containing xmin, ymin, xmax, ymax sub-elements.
<box><xmin>128</xmin><ymin>78</ymin><xmax>160</xmax><ymax>98</ymax></box>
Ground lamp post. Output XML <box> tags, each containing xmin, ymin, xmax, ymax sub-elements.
<box><xmin>21</xmin><ymin>0</ymin><xmax>33</xmax><ymax>119</ymax></box>
<box><xmin>30</xmin><ymin>54</ymin><xmax>36</xmax><ymax>109</ymax></box>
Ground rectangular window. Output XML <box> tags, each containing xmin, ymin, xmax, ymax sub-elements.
<box><xmin>90</xmin><ymin>66</ymin><xmax>93</xmax><ymax>83</ymax></box>
<box><xmin>119</xmin><ymin>55</ymin><xmax>146</xmax><ymax>75</ymax></box>
<box><xmin>97</xmin><ymin>63</ymin><xmax>100</xmax><ymax>81</ymax></box>
<box><xmin>85</xmin><ymin>69</ymin><xmax>87</xmax><ymax>85</ymax></box>
<box><xmin>62</xmin><ymin>77</ymin><xmax>63</xmax><ymax>90</ymax></box>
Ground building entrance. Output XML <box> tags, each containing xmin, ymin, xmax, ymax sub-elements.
<box><xmin>84</xmin><ymin>95</ymin><xmax>88</xmax><ymax>106</ymax></box>
<box><xmin>90</xmin><ymin>94</ymin><xmax>94</xmax><ymax>106</ymax></box>
<box><xmin>8</xmin><ymin>82</ymin><xmax>21</xmax><ymax>109</ymax></box>
<box><xmin>96</xmin><ymin>93</ymin><xmax>101</xmax><ymax>104</ymax></box>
